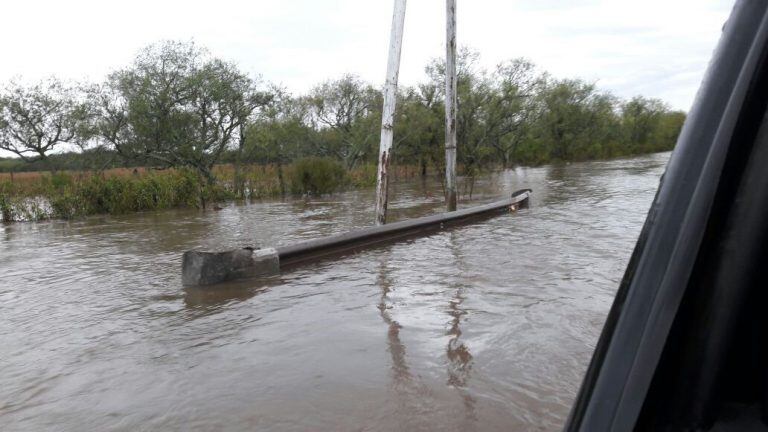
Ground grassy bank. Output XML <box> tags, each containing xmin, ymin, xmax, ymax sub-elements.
<box><xmin>0</xmin><ymin>158</ymin><xmax>389</xmax><ymax>222</ymax></box>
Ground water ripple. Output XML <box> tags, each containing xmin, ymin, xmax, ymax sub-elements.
<box><xmin>0</xmin><ymin>152</ymin><xmax>669</xmax><ymax>431</ymax></box>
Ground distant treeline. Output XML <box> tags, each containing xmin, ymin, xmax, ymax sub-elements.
<box><xmin>0</xmin><ymin>41</ymin><xmax>685</xmax><ymax>184</ymax></box>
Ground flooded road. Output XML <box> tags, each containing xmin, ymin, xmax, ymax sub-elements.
<box><xmin>0</xmin><ymin>152</ymin><xmax>669</xmax><ymax>431</ymax></box>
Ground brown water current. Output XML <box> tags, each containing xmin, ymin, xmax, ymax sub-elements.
<box><xmin>0</xmin><ymin>152</ymin><xmax>670</xmax><ymax>431</ymax></box>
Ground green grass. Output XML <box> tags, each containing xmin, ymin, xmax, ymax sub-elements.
<box><xmin>0</xmin><ymin>160</ymin><xmax>382</xmax><ymax>222</ymax></box>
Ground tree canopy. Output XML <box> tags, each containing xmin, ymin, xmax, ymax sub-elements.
<box><xmin>0</xmin><ymin>42</ymin><xmax>686</xmax><ymax>179</ymax></box>
<box><xmin>0</xmin><ymin>78</ymin><xmax>86</xmax><ymax>163</ymax></box>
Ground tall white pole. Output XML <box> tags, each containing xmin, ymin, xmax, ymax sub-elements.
<box><xmin>374</xmin><ymin>0</ymin><xmax>408</xmax><ymax>225</ymax></box>
<box><xmin>445</xmin><ymin>0</ymin><xmax>458</xmax><ymax>211</ymax></box>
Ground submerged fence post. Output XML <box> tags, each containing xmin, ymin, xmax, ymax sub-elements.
<box><xmin>375</xmin><ymin>0</ymin><xmax>408</xmax><ymax>226</ymax></box>
<box><xmin>444</xmin><ymin>0</ymin><xmax>458</xmax><ymax>211</ymax></box>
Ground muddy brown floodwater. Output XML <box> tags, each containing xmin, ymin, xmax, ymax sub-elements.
<box><xmin>0</xmin><ymin>152</ymin><xmax>669</xmax><ymax>431</ymax></box>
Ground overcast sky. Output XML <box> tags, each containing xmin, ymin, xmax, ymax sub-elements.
<box><xmin>1</xmin><ymin>0</ymin><xmax>733</xmax><ymax>111</ymax></box>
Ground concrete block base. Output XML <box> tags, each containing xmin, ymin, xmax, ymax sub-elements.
<box><xmin>182</xmin><ymin>247</ymin><xmax>280</xmax><ymax>286</ymax></box>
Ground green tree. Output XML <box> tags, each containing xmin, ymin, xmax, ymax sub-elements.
<box><xmin>426</xmin><ymin>51</ymin><xmax>545</xmax><ymax>176</ymax></box>
<box><xmin>620</xmin><ymin>96</ymin><xmax>671</xmax><ymax>153</ymax></box>
<box><xmin>242</xmin><ymin>92</ymin><xmax>318</xmax><ymax>194</ymax></box>
<box><xmin>0</xmin><ymin>43</ymin><xmax>689</xmax><ymax>189</ymax></box>
<box><xmin>0</xmin><ymin>78</ymin><xmax>87</xmax><ymax>166</ymax></box>
<box><xmin>531</xmin><ymin>79</ymin><xmax>620</xmax><ymax>161</ymax></box>
<box><xmin>307</xmin><ymin>74</ymin><xmax>381</xmax><ymax>169</ymax></box>
<box><xmin>655</xmin><ymin>110</ymin><xmax>687</xmax><ymax>150</ymax></box>
<box><xmin>89</xmin><ymin>41</ymin><xmax>271</xmax><ymax>183</ymax></box>
<box><xmin>394</xmin><ymin>84</ymin><xmax>444</xmax><ymax>176</ymax></box>
<box><xmin>486</xmin><ymin>59</ymin><xmax>544</xmax><ymax>167</ymax></box>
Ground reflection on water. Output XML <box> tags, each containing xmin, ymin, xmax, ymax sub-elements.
<box><xmin>0</xmin><ymin>153</ymin><xmax>669</xmax><ymax>431</ymax></box>
<box><xmin>377</xmin><ymin>256</ymin><xmax>411</xmax><ymax>385</ymax></box>
<box><xmin>376</xmin><ymin>255</ymin><xmax>434</xmax><ymax>431</ymax></box>
<box><xmin>445</xmin><ymin>231</ymin><xmax>478</xmax><ymax>425</ymax></box>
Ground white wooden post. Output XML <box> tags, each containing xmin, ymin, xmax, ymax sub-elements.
<box><xmin>374</xmin><ymin>0</ymin><xmax>408</xmax><ymax>225</ymax></box>
<box><xmin>445</xmin><ymin>0</ymin><xmax>458</xmax><ymax>211</ymax></box>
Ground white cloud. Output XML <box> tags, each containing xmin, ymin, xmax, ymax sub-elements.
<box><xmin>0</xmin><ymin>0</ymin><xmax>733</xmax><ymax>111</ymax></box>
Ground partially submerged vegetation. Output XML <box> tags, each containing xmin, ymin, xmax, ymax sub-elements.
<box><xmin>0</xmin><ymin>158</ymin><xmax>382</xmax><ymax>222</ymax></box>
<box><xmin>0</xmin><ymin>169</ymin><xmax>214</xmax><ymax>222</ymax></box>
<box><xmin>0</xmin><ymin>40</ymin><xmax>686</xmax><ymax>222</ymax></box>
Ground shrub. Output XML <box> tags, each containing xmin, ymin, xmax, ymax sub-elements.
<box><xmin>46</xmin><ymin>172</ymin><xmax>74</xmax><ymax>189</ymax></box>
<box><xmin>0</xmin><ymin>183</ymin><xmax>15</xmax><ymax>222</ymax></box>
<box><xmin>347</xmin><ymin>163</ymin><xmax>377</xmax><ymax>188</ymax></box>
<box><xmin>288</xmin><ymin>157</ymin><xmax>347</xmax><ymax>196</ymax></box>
<box><xmin>0</xmin><ymin>161</ymin><xmax>382</xmax><ymax>222</ymax></box>
<box><xmin>49</xmin><ymin>191</ymin><xmax>82</xmax><ymax>219</ymax></box>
